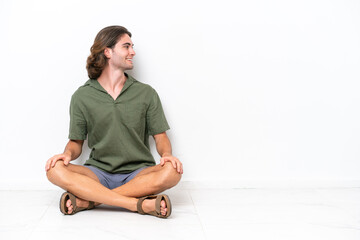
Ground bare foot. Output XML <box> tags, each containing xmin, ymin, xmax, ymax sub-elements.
<box><xmin>142</xmin><ymin>199</ymin><xmax>167</xmax><ymax>216</ymax></box>
<box><xmin>66</xmin><ymin>197</ymin><xmax>90</xmax><ymax>214</ymax></box>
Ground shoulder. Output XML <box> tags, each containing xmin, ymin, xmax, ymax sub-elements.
<box><xmin>70</xmin><ymin>79</ymin><xmax>95</xmax><ymax>105</ymax></box>
<box><xmin>129</xmin><ymin>75</ymin><xmax>157</xmax><ymax>96</ymax></box>
<box><xmin>71</xmin><ymin>79</ymin><xmax>93</xmax><ymax>98</ymax></box>
<box><xmin>130</xmin><ymin>75</ymin><xmax>152</xmax><ymax>90</ymax></box>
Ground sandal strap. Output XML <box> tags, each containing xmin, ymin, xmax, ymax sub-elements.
<box><xmin>137</xmin><ymin>195</ymin><xmax>159</xmax><ymax>215</ymax></box>
<box><xmin>67</xmin><ymin>192</ymin><xmax>78</xmax><ymax>214</ymax></box>
<box><xmin>137</xmin><ymin>197</ymin><xmax>147</xmax><ymax>214</ymax></box>
<box><xmin>137</xmin><ymin>195</ymin><xmax>171</xmax><ymax>218</ymax></box>
<box><xmin>87</xmin><ymin>201</ymin><xmax>95</xmax><ymax>210</ymax></box>
<box><xmin>60</xmin><ymin>192</ymin><xmax>96</xmax><ymax>215</ymax></box>
<box><xmin>66</xmin><ymin>192</ymin><xmax>94</xmax><ymax>214</ymax></box>
<box><xmin>155</xmin><ymin>195</ymin><xmax>162</xmax><ymax>215</ymax></box>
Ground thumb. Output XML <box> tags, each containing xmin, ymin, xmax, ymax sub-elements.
<box><xmin>63</xmin><ymin>156</ymin><xmax>71</xmax><ymax>165</ymax></box>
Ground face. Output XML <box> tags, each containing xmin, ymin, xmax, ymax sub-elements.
<box><xmin>105</xmin><ymin>34</ymin><xmax>136</xmax><ymax>71</ymax></box>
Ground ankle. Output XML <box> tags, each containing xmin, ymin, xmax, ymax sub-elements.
<box><xmin>75</xmin><ymin>198</ymin><xmax>88</xmax><ymax>208</ymax></box>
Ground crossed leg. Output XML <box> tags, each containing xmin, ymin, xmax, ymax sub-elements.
<box><xmin>46</xmin><ymin>161</ymin><xmax>181</xmax><ymax>215</ymax></box>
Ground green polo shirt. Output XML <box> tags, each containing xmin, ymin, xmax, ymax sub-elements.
<box><xmin>68</xmin><ymin>74</ymin><xmax>170</xmax><ymax>173</ymax></box>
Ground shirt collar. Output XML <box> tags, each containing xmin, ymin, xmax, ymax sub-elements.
<box><xmin>85</xmin><ymin>73</ymin><xmax>137</xmax><ymax>94</ymax></box>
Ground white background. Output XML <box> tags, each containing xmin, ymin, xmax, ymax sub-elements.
<box><xmin>0</xmin><ymin>0</ymin><xmax>359</xmax><ymax>189</ymax></box>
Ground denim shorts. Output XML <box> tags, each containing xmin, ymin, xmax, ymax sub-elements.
<box><xmin>85</xmin><ymin>165</ymin><xmax>149</xmax><ymax>189</ymax></box>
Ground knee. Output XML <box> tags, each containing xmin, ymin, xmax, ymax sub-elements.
<box><xmin>156</xmin><ymin>162</ymin><xmax>182</xmax><ymax>189</ymax></box>
<box><xmin>46</xmin><ymin>161</ymin><xmax>68</xmax><ymax>185</ymax></box>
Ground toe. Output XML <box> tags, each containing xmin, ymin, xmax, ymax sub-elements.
<box><xmin>160</xmin><ymin>200</ymin><xmax>167</xmax><ymax>216</ymax></box>
<box><xmin>68</xmin><ymin>205</ymin><xmax>73</xmax><ymax>214</ymax></box>
<box><xmin>161</xmin><ymin>209</ymin><xmax>166</xmax><ymax>216</ymax></box>
<box><xmin>161</xmin><ymin>200</ymin><xmax>166</xmax><ymax>208</ymax></box>
<box><xmin>66</xmin><ymin>199</ymin><xmax>73</xmax><ymax>214</ymax></box>
<box><xmin>66</xmin><ymin>199</ymin><xmax>72</xmax><ymax>208</ymax></box>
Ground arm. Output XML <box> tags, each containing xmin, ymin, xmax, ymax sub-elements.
<box><xmin>153</xmin><ymin>132</ymin><xmax>183</xmax><ymax>174</ymax></box>
<box><xmin>63</xmin><ymin>139</ymin><xmax>84</xmax><ymax>160</ymax></box>
<box><xmin>45</xmin><ymin>139</ymin><xmax>84</xmax><ymax>171</ymax></box>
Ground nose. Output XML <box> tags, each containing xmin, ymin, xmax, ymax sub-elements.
<box><xmin>130</xmin><ymin>47</ymin><xmax>136</xmax><ymax>56</ymax></box>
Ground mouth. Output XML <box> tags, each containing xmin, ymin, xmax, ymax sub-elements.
<box><xmin>126</xmin><ymin>58</ymin><xmax>133</xmax><ymax>62</ymax></box>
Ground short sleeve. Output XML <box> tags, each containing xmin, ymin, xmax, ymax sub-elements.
<box><xmin>146</xmin><ymin>88</ymin><xmax>170</xmax><ymax>135</ymax></box>
<box><xmin>68</xmin><ymin>94</ymin><xmax>87</xmax><ymax>140</ymax></box>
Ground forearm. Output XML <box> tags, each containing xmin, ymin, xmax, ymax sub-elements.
<box><xmin>63</xmin><ymin>140</ymin><xmax>83</xmax><ymax>160</ymax></box>
<box><xmin>154</xmin><ymin>133</ymin><xmax>172</xmax><ymax>157</ymax></box>
<box><xmin>154</xmin><ymin>132</ymin><xmax>183</xmax><ymax>174</ymax></box>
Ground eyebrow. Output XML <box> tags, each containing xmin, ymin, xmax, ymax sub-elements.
<box><xmin>122</xmin><ymin>43</ymin><xmax>134</xmax><ymax>46</ymax></box>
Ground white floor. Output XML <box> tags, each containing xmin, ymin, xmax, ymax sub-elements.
<box><xmin>1</xmin><ymin>187</ymin><xmax>360</xmax><ymax>240</ymax></box>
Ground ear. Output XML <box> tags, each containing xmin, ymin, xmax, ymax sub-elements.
<box><xmin>104</xmin><ymin>47</ymin><xmax>112</xmax><ymax>59</ymax></box>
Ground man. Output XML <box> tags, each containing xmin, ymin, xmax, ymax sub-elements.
<box><xmin>45</xmin><ymin>26</ymin><xmax>182</xmax><ymax>218</ymax></box>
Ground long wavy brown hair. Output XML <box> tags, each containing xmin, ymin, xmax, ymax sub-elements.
<box><xmin>86</xmin><ymin>26</ymin><xmax>132</xmax><ymax>79</ymax></box>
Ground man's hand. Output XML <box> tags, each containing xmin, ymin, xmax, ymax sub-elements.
<box><xmin>45</xmin><ymin>153</ymin><xmax>71</xmax><ymax>172</ymax></box>
<box><xmin>160</xmin><ymin>154</ymin><xmax>183</xmax><ymax>174</ymax></box>
<box><xmin>45</xmin><ymin>140</ymin><xmax>83</xmax><ymax>172</ymax></box>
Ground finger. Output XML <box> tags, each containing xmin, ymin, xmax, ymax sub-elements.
<box><xmin>51</xmin><ymin>155</ymin><xmax>64</xmax><ymax>168</ymax></box>
<box><xmin>51</xmin><ymin>157</ymin><xmax>58</xmax><ymax>168</ymax></box>
<box><xmin>64</xmin><ymin>158</ymin><xmax>70</xmax><ymax>165</ymax></box>
<box><xmin>47</xmin><ymin>160</ymin><xmax>53</xmax><ymax>171</ymax></box>
<box><xmin>45</xmin><ymin>160</ymin><xmax>50</xmax><ymax>171</ymax></box>
<box><xmin>45</xmin><ymin>159</ymin><xmax>51</xmax><ymax>171</ymax></box>
<box><xmin>171</xmin><ymin>158</ymin><xmax>180</xmax><ymax>173</ymax></box>
<box><xmin>170</xmin><ymin>159</ymin><xmax>176</xmax><ymax>169</ymax></box>
<box><xmin>176</xmin><ymin>160</ymin><xmax>183</xmax><ymax>174</ymax></box>
<box><xmin>160</xmin><ymin>158</ymin><xmax>165</xmax><ymax>166</ymax></box>
<box><xmin>161</xmin><ymin>157</ymin><xmax>173</xmax><ymax>167</ymax></box>
<box><xmin>177</xmin><ymin>161</ymin><xmax>181</xmax><ymax>173</ymax></box>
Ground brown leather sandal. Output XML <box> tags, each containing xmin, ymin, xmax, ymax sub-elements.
<box><xmin>59</xmin><ymin>192</ymin><xmax>95</xmax><ymax>215</ymax></box>
<box><xmin>137</xmin><ymin>194</ymin><xmax>172</xmax><ymax>218</ymax></box>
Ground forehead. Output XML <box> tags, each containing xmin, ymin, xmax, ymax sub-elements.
<box><xmin>116</xmin><ymin>34</ymin><xmax>133</xmax><ymax>45</ymax></box>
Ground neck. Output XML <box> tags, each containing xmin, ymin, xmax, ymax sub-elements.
<box><xmin>97</xmin><ymin>65</ymin><xmax>127</xmax><ymax>91</ymax></box>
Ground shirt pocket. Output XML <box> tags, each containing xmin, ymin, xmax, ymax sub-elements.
<box><xmin>124</xmin><ymin>103</ymin><xmax>146</xmax><ymax>129</ymax></box>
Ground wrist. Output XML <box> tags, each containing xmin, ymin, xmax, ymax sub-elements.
<box><xmin>63</xmin><ymin>150</ymin><xmax>73</xmax><ymax>159</ymax></box>
<box><xmin>162</xmin><ymin>152</ymin><xmax>172</xmax><ymax>157</ymax></box>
